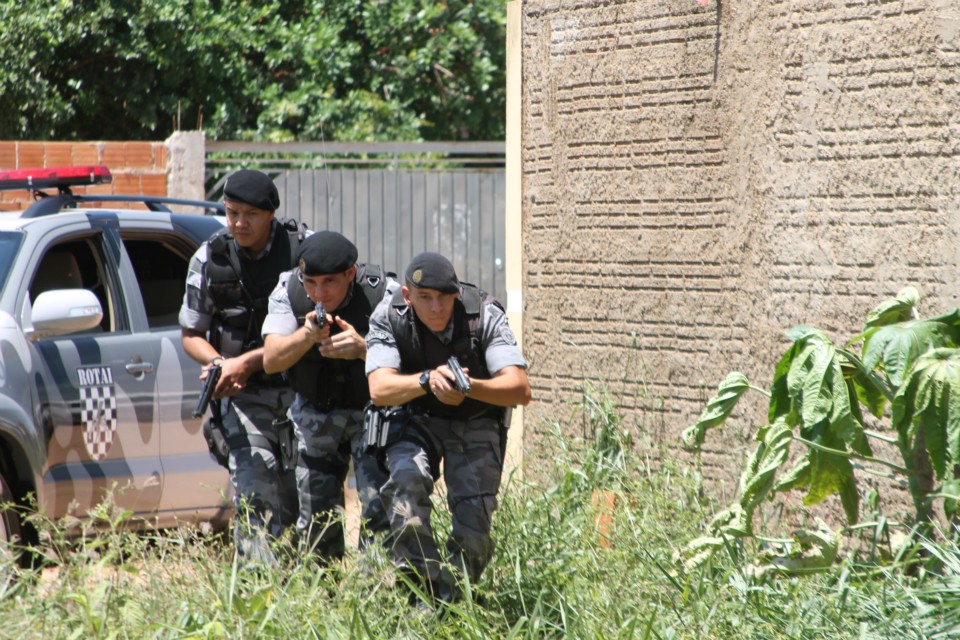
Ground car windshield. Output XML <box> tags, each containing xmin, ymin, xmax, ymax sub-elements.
<box><xmin>0</xmin><ymin>231</ymin><xmax>23</xmax><ymax>298</ymax></box>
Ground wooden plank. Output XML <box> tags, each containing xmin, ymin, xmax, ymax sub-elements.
<box><xmin>361</xmin><ymin>170</ymin><xmax>380</xmax><ymax>267</ymax></box>
<box><xmin>479</xmin><ymin>171</ymin><xmax>496</xmax><ymax>298</ymax></box>
<box><xmin>452</xmin><ymin>172</ymin><xmax>468</xmax><ymax>284</ymax></box>
<box><xmin>437</xmin><ymin>172</ymin><xmax>454</xmax><ymax>258</ymax></box>
<box><xmin>421</xmin><ymin>173</ymin><xmax>438</xmax><ymax>252</ymax></box>
<box><xmin>466</xmin><ymin>172</ymin><xmax>481</xmax><ymax>288</ymax></box>
<box><xmin>297</xmin><ymin>170</ymin><xmax>316</xmax><ymax>229</ymax></box>
<box><xmin>398</xmin><ymin>171</ymin><xmax>414</xmax><ymax>277</ymax></box>
<box><xmin>494</xmin><ymin>172</ymin><xmax>506</xmax><ymax>300</ymax></box>
<box><xmin>341</xmin><ymin>170</ymin><xmax>358</xmax><ymax>237</ymax></box>
<box><xmin>382</xmin><ymin>170</ymin><xmax>399</xmax><ymax>275</ymax></box>
<box><xmin>277</xmin><ymin>171</ymin><xmax>300</xmax><ymax>222</ymax></box>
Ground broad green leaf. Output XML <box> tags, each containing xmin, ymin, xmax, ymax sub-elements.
<box><xmin>774</xmin><ymin>456</ymin><xmax>811</xmax><ymax>492</ymax></box>
<box><xmin>769</xmin><ymin>340</ymin><xmax>802</xmax><ymax>424</ymax></box>
<box><xmin>755</xmin><ymin>520</ymin><xmax>839</xmax><ymax>576</ymax></box>
<box><xmin>844</xmin><ymin>378</ymin><xmax>873</xmax><ymax>457</ymax></box>
<box><xmin>802</xmin><ymin>430</ymin><xmax>859</xmax><ymax>523</ymax></box>
<box><xmin>838</xmin><ymin>461</ymin><xmax>860</xmax><ymax>524</ymax></box>
<box><xmin>784</xmin><ymin>325</ymin><xmax>824</xmax><ymax>343</ymax></box>
<box><xmin>895</xmin><ymin>349</ymin><xmax>960</xmax><ymax>482</ymax></box>
<box><xmin>941</xmin><ymin>479</ymin><xmax>960</xmax><ymax>520</ymax></box>
<box><xmin>863</xmin><ymin>286</ymin><xmax>919</xmax><ymax>329</ymax></box>
<box><xmin>799</xmin><ymin>343</ymin><xmax>837</xmax><ymax>430</ymax></box>
<box><xmin>837</xmin><ymin>347</ymin><xmax>893</xmax><ymax>423</ymax></box>
<box><xmin>862</xmin><ymin>312</ymin><xmax>960</xmax><ymax>387</ymax></box>
<box><xmin>850</xmin><ymin>367</ymin><xmax>889</xmax><ymax>419</ymax></box>
<box><xmin>681</xmin><ymin>372</ymin><xmax>751</xmax><ymax>451</ymax></box>
<box><xmin>739</xmin><ymin>420</ymin><xmax>793</xmax><ymax>511</ymax></box>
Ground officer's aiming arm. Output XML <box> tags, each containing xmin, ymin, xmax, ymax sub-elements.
<box><xmin>462</xmin><ymin>365</ymin><xmax>532</xmax><ymax>407</ymax></box>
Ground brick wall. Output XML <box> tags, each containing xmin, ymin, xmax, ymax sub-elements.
<box><xmin>0</xmin><ymin>140</ymin><xmax>168</xmax><ymax>211</ymax></box>
<box><xmin>520</xmin><ymin>0</ymin><xmax>960</xmax><ymax>510</ymax></box>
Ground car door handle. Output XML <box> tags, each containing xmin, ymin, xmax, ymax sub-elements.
<box><xmin>125</xmin><ymin>362</ymin><xmax>154</xmax><ymax>376</ymax></box>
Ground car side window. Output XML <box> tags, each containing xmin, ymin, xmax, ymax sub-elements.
<box><xmin>121</xmin><ymin>235</ymin><xmax>193</xmax><ymax>328</ymax></box>
<box><xmin>29</xmin><ymin>237</ymin><xmax>117</xmax><ymax>332</ymax></box>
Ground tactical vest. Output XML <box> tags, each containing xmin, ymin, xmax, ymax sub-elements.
<box><xmin>285</xmin><ymin>264</ymin><xmax>387</xmax><ymax>409</ymax></box>
<box><xmin>205</xmin><ymin>219</ymin><xmax>304</xmax><ymax>357</ymax></box>
<box><xmin>388</xmin><ymin>283</ymin><xmax>503</xmax><ymax>420</ymax></box>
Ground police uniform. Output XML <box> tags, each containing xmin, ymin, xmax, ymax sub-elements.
<box><xmin>365</xmin><ymin>253</ymin><xmax>527</xmax><ymax>601</ymax></box>
<box><xmin>261</xmin><ymin>232</ymin><xmax>397</xmax><ymax>559</ymax></box>
<box><xmin>178</xmin><ymin>170</ymin><xmax>301</xmax><ymax>564</ymax></box>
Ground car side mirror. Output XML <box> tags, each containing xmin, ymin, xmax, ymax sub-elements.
<box><xmin>26</xmin><ymin>289</ymin><xmax>103</xmax><ymax>340</ymax></box>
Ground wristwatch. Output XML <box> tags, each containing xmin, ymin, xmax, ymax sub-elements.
<box><xmin>419</xmin><ymin>369</ymin><xmax>432</xmax><ymax>395</ymax></box>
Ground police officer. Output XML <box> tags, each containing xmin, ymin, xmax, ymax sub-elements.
<box><xmin>179</xmin><ymin>169</ymin><xmax>302</xmax><ymax>566</ymax></box>
<box><xmin>262</xmin><ymin>231</ymin><xmax>396</xmax><ymax>560</ymax></box>
<box><xmin>365</xmin><ymin>252</ymin><xmax>532</xmax><ymax>603</ymax></box>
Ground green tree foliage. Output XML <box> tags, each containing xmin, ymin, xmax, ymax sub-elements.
<box><xmin>0</xmin><ymin>0</ymin><xmax>506</xmax><ymax>141</ymax></box>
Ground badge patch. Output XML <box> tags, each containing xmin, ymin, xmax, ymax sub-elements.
<box><xmin>78</xmin><ymin>366</ymin><xmax>117</xmax><ymax>461</ymax></box>
<box><xmin>366</xmin><ymin>329</ymin><xmax>394</xmax><ymax>345</ymax></box>
<box><xmin>499</xmin><ymin>325</ymin><xmax>517</xmax><ymax>345</ymax></box>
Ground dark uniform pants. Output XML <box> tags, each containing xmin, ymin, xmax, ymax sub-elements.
<box><xmin>290</xmin><ymin>395</ymin><xmax>389</xmax><ymax>559</ymax></box>
<box><xmin>223</xmin><ymin>386</ymin><xmax>299</xmax><ymax>564</ymax></box>
<box><xmin>380</xmin><ymin>414</ymin><xmax>503</xmax><ymax>600</ymax></box>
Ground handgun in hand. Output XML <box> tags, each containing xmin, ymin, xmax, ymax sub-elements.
<box><xmin>447</xmin><ymin>356</ymin><xmax>471</xmax><ymax>395</ymax></box>
<box><xmin>192</xmin><ymin>363</ymin><xmax>222</xmax><ymax>418</ymax></box>
<box><xmin>315</xmin><ymin>301</ymin><xmax>327</xmax><ymax>330</ymax></box>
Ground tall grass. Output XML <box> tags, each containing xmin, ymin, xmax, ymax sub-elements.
<box><xmin>0</xmin><ymin>393</ymin><xmax>957</xmax><ymax>638</ymax></box>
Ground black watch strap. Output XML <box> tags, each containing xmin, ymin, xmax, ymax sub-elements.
<box><xmin>419</xmin><ymin>369</ymin><xmax>432</xmax><ymax>395</ymax></box>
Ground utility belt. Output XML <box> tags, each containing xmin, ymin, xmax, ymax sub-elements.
<box><xmin>362</xmin><ymin>404</ymin><xmax>505</xmax><ymax>479</ymax></box>
<box><xmin>248</xmin><ymin>371</ymin><xmax>289</xmax><ymax>389</ymax></box>
<box><xmin>202</xmin><ymin>402</ymin><xmax>297</xmax><ymax>473</ymax></box>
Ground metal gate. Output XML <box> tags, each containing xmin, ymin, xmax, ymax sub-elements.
<box><xmin>275</xmin><ymin>168</ymin><xmax>505</xmax><ymax>299</ymax></box>
<box><xmin>206</xmin><ymin>142</ymin><xmax>507</xmax><ymax>300</ymax></box>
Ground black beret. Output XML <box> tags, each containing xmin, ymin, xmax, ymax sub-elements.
<box><xmin>222</xmin><ymin>169</ymin><xmax>280</xmax><ymax>211</ymax></box>
<box><xmin>297</xmin><ymin>231</ymin><xmax>358</xmax><ymax>275</ymax></box>
<box><xmin>405</xmin><ymin>252</ymin><xmax>459</xmax><ymax>294</ymax></box>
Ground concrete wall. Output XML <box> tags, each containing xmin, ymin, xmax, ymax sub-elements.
<box><xmin>518</xmin><ymin>0</ymin><xmax>960</xmax><ymax>496</ymax></box>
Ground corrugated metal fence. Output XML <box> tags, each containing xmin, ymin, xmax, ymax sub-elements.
<box><xmin>206</xmin><ymin>142</ymin><xmax>507</xmax><ymax>300</ymax></box>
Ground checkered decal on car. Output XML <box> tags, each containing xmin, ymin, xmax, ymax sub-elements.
<box><xmin>77</xmin><ymin>367</ymin><xmax>117</xmax><ymax>461</ymax></box>
<box><xmin>80</xmin><ymin>386</ymin><xmax>117</xmax><ymax>460</ymax></box>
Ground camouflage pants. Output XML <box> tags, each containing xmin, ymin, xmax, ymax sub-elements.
<box><xmin>289</xmin><ymin>395</ymin><xmax>389</xmax><ymax>559</ymax></box>
<box><xmin>380</xmin><ymin>415</ymin><xmax>503</xmax><ymax>601</ymax></box>
<box><xmin>223</xmin><ymin>386</ymin><xmax>299</xmax><ymax>564</ymax></box>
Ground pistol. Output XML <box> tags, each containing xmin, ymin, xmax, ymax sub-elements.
<box><xmin>314</xmin><ymin>301</ymin><xmax>327</xmax><ymax>330</ymax></box>
<box><xmin>192</xmin><ymin>362</ymin><xmax>222</xmax><ymax>418</ymax></box>
<box><xmin>447</xmin><ymin>356</ymin><xmax>471</xmax><ymax>395</ymax></box>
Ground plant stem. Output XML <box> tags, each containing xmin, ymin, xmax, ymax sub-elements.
<box><xmin>863</xmin><ymin>429</ymin><xmax>897</xmax><ymax>444</ymax></box>
<box><xmin>851</xmin><ymin>462</ymin><xmax>909</xmax><ymax>487</ymax></box>
<box><xmin>793</xmin><ymin>436</ymin><xmax>909</xmax><ymax>475</ymax></box>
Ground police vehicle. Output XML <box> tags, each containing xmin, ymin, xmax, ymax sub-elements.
<box><xmin>0</xmin><ymin>165</ymin><xmax>232</xmax><ymax>552</ymax></box>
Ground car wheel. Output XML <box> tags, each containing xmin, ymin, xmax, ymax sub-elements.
<box><xmin>0</xmin><ymin>472</ymin><xmax>22</xmax><ymax>580</ymax></box>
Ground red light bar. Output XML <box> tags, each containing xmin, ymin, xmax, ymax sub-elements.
<box><xmin>0</xmin><ymin>166</ymin><xmax>113</xmax><ymax>191</ymax></box>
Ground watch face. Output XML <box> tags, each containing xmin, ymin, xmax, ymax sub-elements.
<box><xmin>420</xmin><ymin>370</ymin><xmax>431</xmax><ymax>391</ymax></box>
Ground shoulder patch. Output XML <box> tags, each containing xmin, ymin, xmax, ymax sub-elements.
<box><xmin>367</xmin><ymin>329</ymin><xmax>394</xmax><ymax>344</ymax></box>
<box><xmin>499</xmin><ymin>325</ymin><xmax>517</xmax><ymax>345</ymax></box>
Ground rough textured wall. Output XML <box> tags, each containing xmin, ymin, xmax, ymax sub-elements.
<box><xmin>521</xmin><ymin>0</ymin><xmax>960</xmax><ymax>498</ymax></box>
